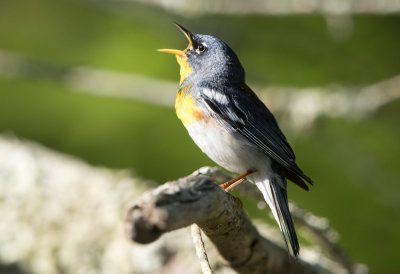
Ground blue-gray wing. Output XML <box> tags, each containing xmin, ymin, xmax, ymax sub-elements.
<box><xmin>198</xmin><ymin>82</ymin><xmax>312</xmax><ymax>190</ymax></box>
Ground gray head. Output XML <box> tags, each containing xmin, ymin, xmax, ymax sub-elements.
<box><xmin>159</xmin><ymin>24</ymin><xmax>245</xmax><ymax>85</ymax></box>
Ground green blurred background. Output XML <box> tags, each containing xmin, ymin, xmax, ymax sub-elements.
<box><xmin>0</xmin><ymin>0</ymin><xmax>399</xmax><ymax>273</ymax></box>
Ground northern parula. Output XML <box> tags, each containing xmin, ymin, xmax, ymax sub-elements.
<box><xmin>159</xmin><ymin>24</ymin><xmax>313</xmax><ymax>256</ymax></box>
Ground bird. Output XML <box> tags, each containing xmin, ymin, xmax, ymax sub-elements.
<box><xmin>158</xmin><ymin>23</ymin><xmax>313</xmax><ymax>256</ymax></box>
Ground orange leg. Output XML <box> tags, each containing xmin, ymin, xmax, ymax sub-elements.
<box><xmin>219</xmin><ymin>170</ymin><xmax>254</xmax><ymax>192</ymax></box>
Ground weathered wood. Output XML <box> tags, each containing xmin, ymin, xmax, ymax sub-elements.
<box><xmin>125</xmin><ymin>169</ymin><xmax>328</xmax><ymax>274</ymax></box>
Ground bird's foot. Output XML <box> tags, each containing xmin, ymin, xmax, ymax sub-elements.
<box><xmin>219</xmin><ymin>170</ymin><xmax>253</xmax><ymax>191</ymax></box>
<box><xmin>223</xmin><ymin>178</ymin><xmax>246</xmax><ymax>192</ymax></box>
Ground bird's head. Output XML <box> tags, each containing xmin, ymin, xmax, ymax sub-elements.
<box><xmin>158</xmin><ymin>23</ymin><xmax>245</xmax><ymax>86</ymax></box>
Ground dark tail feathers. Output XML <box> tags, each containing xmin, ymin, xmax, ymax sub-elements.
<box><xmin>270</xmin><ymin>181</ymin><xmax>299</xmax><ymax>256</ymax></box>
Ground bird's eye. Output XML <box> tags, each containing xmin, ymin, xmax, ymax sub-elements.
<box><xmin>197</xmin><ymin>44</ymin><xmax>206</xmax><ymax>53</ymax></box>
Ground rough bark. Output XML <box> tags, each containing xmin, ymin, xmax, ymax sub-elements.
<box><xmin>125</xmin><ymin>169</ymin><xmax>330</xmax><ymax>274</ymax></box>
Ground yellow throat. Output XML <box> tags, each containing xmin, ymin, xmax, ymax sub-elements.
<box><xmin>176</xmin><ymin>55</ymin><xmax>193</xmax><ymax>85</ymax></box>
<box><xmin>158</xmin><ymin>23</ymin><xmax>194</xmax><ymax>85</ymax></box>
<box><xmin>158</xmin><ymin>23</ymin><xmax>201</xmax><ymax>124</ymax></box>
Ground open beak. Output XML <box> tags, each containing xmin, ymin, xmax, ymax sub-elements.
<box><xmin>158</xmin><ymin>23</ymin><xmax>193</xmax><ymax>56</ymax></box>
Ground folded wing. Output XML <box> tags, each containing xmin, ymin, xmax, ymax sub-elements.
<box><xmin>199</xmin><ymin>82</ymin><xmax>313</xmax><ymax>190</ymax></box>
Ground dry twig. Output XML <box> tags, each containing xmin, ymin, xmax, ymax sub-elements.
<box><xmin>191</xmin><ymin>224</ymin><xmax>213</xmax><ymax>274</ymax></box>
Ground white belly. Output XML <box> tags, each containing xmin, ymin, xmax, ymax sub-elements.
<box><xmin>184</xmin><ymin>119</ymin><xmax>271</xmax><ymax>174</ymax></box>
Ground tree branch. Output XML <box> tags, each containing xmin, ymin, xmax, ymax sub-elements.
<box><xmin>125</xmin><ymin>168</ymin><xmax>329</xmax><ymax>274</ymax></box>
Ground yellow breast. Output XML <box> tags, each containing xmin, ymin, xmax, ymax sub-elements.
<box><xmin>175</xmin><ymin>86</ymin><xmax>205</xmax><ymax>125</ymax></box>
